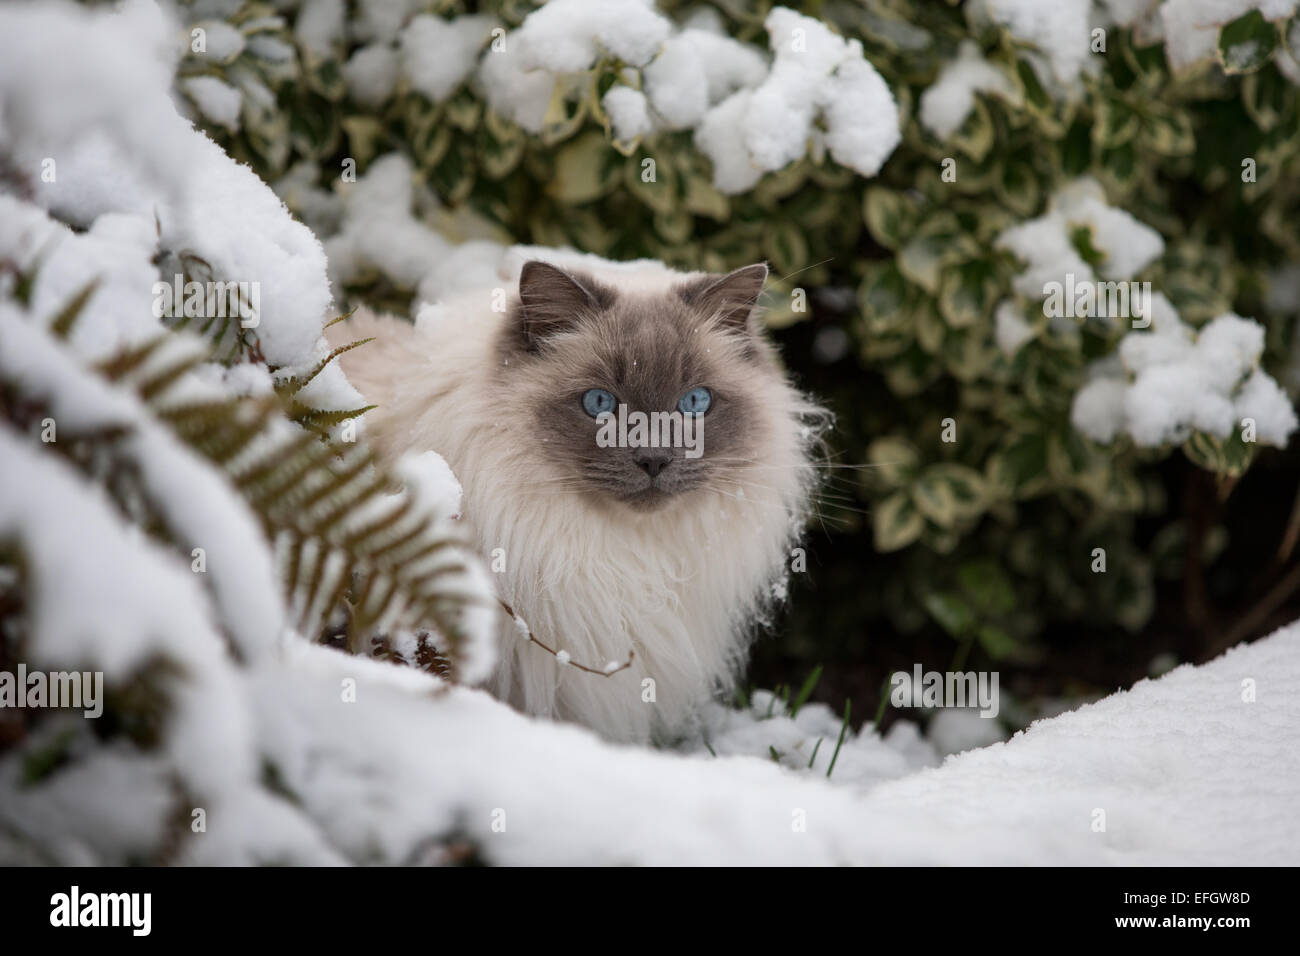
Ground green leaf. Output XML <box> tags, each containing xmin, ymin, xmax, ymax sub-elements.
<box><xmin>950</xmin><ymin>97</ymin><xmax>995</xmax><ymax>162</ymax></box>
<box><xmin>444</xmin><ymin>88</ymin><xmax>483</xmax><ymax>132</ymax></box>
<box><xmin>547</xmin><ymin>131</ymin><xmax>620</xmax><ymax>203</ymax></box>
<box><xmin>1002</xmin><ymin>433</ymin><xmax>1050</xmax><ymax>494</ymax></box>
<box><xmin>1100</xmin><ymin>142</ymin><xmax>1137</xmax><ymax>190</ymax></box>
<box><xmin>1217</xmin><ymin>10</ymin><xmax>1279</xmax><ymax>74</ymax></box>
<box><xmin>976</xmin><ymin>624</ymin><xmax>1019</xmax><ymax>659</ymax></box>
<box><xmin>912</xmin><ymin>471</ymin><xmax>958</xmax><ymax>528</ymax></box>
<box><xmin>1069</xmin><ymin>224</ymin><xmax>1106</xmax><ymax>270</ymax></box>
<box><xmin>539</xmin><ymin>80</ymin><xmax>589</xmax><ymax>145</ymax></box>
<box><xmin>624</xmin><ymin>150</ymin><xmax>680</xmax><ymax>214</ymax></box>
<box><xmin>764</xmin><ymin>221</ymin><xmax>809</xmax><ymax>276</ymax></box>
<box><xmin>858</xmin><ymin>261</ymin><xmax>912</xmax><ymax>330</ymax></box>
<box><xmin>897</xmin><ymin>213</ymin><xmax>977</xmax><ymax>294</ymax></box>
<box><xmin>938</xmin><ymin>260</ymin><xmax>996</xmax><ymax>328</ymax></box>
<box><xmin>999</xmin><ymin>158</ymin><xmax>1040</xmax><ymax>217</ymax></box>
<box><xmin>925</xmin><ymin>463</ymin><xmax>988</xmax><ymax>519</ymax></box>
<box><xmin>863</xmin><ymin>187</ymin><xmax>919</xmax><ymax>250</ymax></box>
<box><xmin>479</xmin><ymin>110</ymin><xmax>526</xmax><ymax>180</ymax></box>
<box><xmin>874</xmin><ymin>490</ymin><xmax>925</xmax><ymax>552</ymax></box>
<box><xmin>48</xmin><ymin>280</ymin><xmax>99</xmax><ymax>339</ymax></box>
<box><xmin>957</xmin><ymin>558</ymin><xmax>1017</xmax><ymax>616</ymax></box>
<box><xmin>867</xmin><ymin>436</ymin><xmax>920</xmax><ymax>487</ymax></box>
<box><xmin>682</xmin><ymin>173</ymin><xmax>729</xmax><ymax>221</ymax></box>
<box><xmin>1093</xmin><ymin>95</ymin><xmax>1140</xmax><ymax>149</ymax></box>
<box><xmin>1287</xmin><ymin>16</ymin><xmax>1300</xmax><ymax>61</ymax></box>
<box><xmin>915</xmin><ymin>301</ymin><xmax>947</xmax><ymax>354</ymax></box>
<box><xmin>1183</xmin><ymin>429</ymin><xmax>1257</xmax><ymax>477</ymax></box>
<box><xmin>1144</xmin><ymin>109</ymin><xmax>1195</xmax><ymax>156</ymax></box>
<box><xmin>922</xmin><ymin>591</ymin><xmax>975</xmax><ymax>638</ymax></box>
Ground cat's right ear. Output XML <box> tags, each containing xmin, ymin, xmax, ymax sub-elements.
<box><xmin>513</xmin><ymin>261</ymin><xmax>613</xmax><ymax>350</ymax></box>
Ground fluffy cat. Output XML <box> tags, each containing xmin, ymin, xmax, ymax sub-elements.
<box><xmin>332</xmin><ymin>251</ymin><xmax>823</xmax><ymax>743</ymax></box>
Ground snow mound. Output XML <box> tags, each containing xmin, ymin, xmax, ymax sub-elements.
<box><xmin>998</xmin><ymin>177</ymin><xmax>1165</xmax><ymax>301</ymax></box>
<box><xmin>1072</xmin><ymin>295</ymin><xmax>1297</xmax><ymax>447</ymax></box>
<box><xmin>919</xmin><ymin>40</ymin><xmax>1022</xmax><ymax>139</ymax></box>
<box><xmin>478</xmin><ymin>4</ymin><xmax>899</xmax><ymax>191</ymax></box>
<box><xmin>239</xmin><ymin>617</ymin><xmax>1300</xmax><ymax>864</ymax></box>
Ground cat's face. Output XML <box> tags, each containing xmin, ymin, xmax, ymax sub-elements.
<box><xmin>494</xmin><ymin>260</ymin><xmax>784</xmax><ymax>512</ymax></box>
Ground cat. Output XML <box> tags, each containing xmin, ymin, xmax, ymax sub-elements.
<box><xmin>332</xmin><ymin>250</ymin><xmax>824</xmax><ymax>743</ymax></box>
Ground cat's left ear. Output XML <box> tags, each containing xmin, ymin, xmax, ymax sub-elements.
<box><xmin>678</xmin><ymin>263</ymin><xmax>768</xmax><ymax>335</ymax></box>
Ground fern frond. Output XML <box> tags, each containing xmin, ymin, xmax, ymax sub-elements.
<box><xmin>276</xmin><ymin>337</ymin><xmax>373</xmax><ymax>399</ymax></box>
<box><xmin>48</xmin><ymin>280</ymin><xmax>98</xmax><ymax>339</ymax></box>
<box><xmin>9</xmin><ymin>316</ymin><xmax>486</xmax><ymax>674</ymax></box>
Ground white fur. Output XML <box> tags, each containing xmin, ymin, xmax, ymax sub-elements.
<box><xmin>334</xmin><ymin>257</ymin><xmax>819</xmax><ymax>743</ymax></box>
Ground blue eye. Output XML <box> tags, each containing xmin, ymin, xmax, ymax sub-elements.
<box><xmin>678</xmin><ymin>386</ymin><xmax>712</xmax><ymax>415</ymax></box>
<box><xmin>582</xmin><ymin>388</ymin><xmax>617</xmax><ymax>417</ymax></box>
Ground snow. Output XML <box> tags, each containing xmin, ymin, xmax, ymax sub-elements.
<box><xmin>0</xmin><ymin>309</ymin><xmax>286</xmax><ymax>662</ymax></box>
<box><xmin>236</xmin><ymin>619</ymin><xmax>1300</xmax><ymax>864</ymax></box>
<box><xmin>693</xmin><ymin>691</ymin><xmax>939</xmax><ymax>785</ymax></box>
<box><xmin>693</xmin><ymin>90</ymin><xmax>762</xmax><ymax>193</ymax></box>
<box><xmin>294</xmin><ymin>0</ymin><xmax>345</xmax><ymax>58</ymax></box>
<box><xmin>0</xmin><ymin>198</ymin><xmax>161</xmax><ymax>360</ymax></box>
<box><xmin>1072</xmin><ymin>299</ymin><xmax>1297</xmax><ymax>447</ymax></box>
<box><xmin>998</xmin><ymin>177</ymin><xmax>1164</xmax><ymax>303</ymax></box>
<box><xmin>995</xmin><ymin>180</ymin><xmax>1295</xmax><ymax>449</ymax></box>
<box><xmin>602</xmin><ymin>85</ymin><xmax>653</xmax><ymax>141</ymax></box>
<box><xmin>1072</xmin><ymin>376</ymin><xmax>1131</xmax><ymax>444</ymax></box>
<box><xmin>820</xmin><ymin>56</ymin><xmax>903</xmax><ymax>178</ymax></box>
<box><xmin>1235</xmin><ymin>369</ymin><xmax>1299</xmax><ymax>443</ymax></box>
<box><xmin>324</xmin><ymin>152</ymin><xmax>453</xmax><ymax>293</ymax></box>
<box><xmin>352</xmin><ymin>0</ymin><xmax>421</xmax><ymax>46</ymax></box>
<box><xmin>919</xmin><ymin>40</ymin><xmax>1022</xmax><ymax>140</ymax></box>
<box><xmin>478</xmin><ymin>35</ymin><xmax>556</xmax><ymax>134</ymax></box>
<box><xmin>927</xmin><ymin>708</ymin><xmax>1010</xmax><ymax>756</ymax></box>
<box><xmin>3</xmin><ymin>0</ymin><xmax>338</xmax><ymax>376</ymax></box>
<box><xmin>342</xmin><ymin>43</ymin><xmax>399</xmax><ymax>109</ymax></box>
<box><xmin>994</xmin><ymin>299</ymin><xmax>1036</xmax><ymax>356</ymax></box>
<box><xmin>1098</xmin><ymin>0</ymin><xmax>1161</xmax><ymax>27</ymax></box>
<box><xmin>643</xmin><ymin>29</ymin><xmax>767</xmax><ymax>130</ymax></box>
<box><xmin>479</xmin><ymin>4</ymin><xmax>897</xmax><ymax>191</ymax></box>
<box><xmin>415</xmin><ymin>239</ymin><xmax>508</xmax><ymax>306</ymax></box>
<box><xmin>0</xmin><ymin>426</ymin><xmax>272</xmax><ymax>849</ymax></box>
<box><xmin>4</xmin><ymin>0</ymin><xmax>1299</xmax><ymax>867</ymax></box>
<box><xmin>181</xmin><ymin>75</ymin><xmax>243</xmax><ymax>131</ymax></box>
<box><xmin>191</xmin><ymin>19</ymin><xmax>247</xmax><ymax>63</ymax></box>
<box><xmin>1161</xmin><ymin>0</ymin><xmax>1299</xmax><ymax>72</ymax></box>
<box><xmin>735</xmin><ymin>8</ymin><xmax>899</xmax><ymax>181</ymax></box>
<box><xmin>512</xmin><ymin>0</ymin><xmax>672</xmax><ymax>73</ymax></box>
<box><xmin>393</xmin><ymin>450</ymin><xmax>463</xmax><ymax>522</ymax></box>
<box><xmin>401</xmin><ymin>14</ymin><xmax>497</xmax><ymax>103</ymax></box>
<box><xmin>980</xmin><ymin>0</ymin><xmax>1093</xmax><ymax>86</ymax></box>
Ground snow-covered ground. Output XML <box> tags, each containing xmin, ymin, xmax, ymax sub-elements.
<box><xmin>245</xmin><ymin>618</ymin><xmax>1298</xmax><ymax>865</ymax></box>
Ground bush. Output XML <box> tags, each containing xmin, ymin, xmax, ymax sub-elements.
<box><xmin>172</xmin><ymin>0</ymin><xmax>1300</xmax><ymax>682</ymax></box>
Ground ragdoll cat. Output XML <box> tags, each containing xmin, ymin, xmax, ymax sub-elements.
<box><xmin>333</xmin><ymin>252</ymin><xmax>823</xmax><ymax>743</ymax></box>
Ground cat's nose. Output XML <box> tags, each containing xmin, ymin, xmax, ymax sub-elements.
<box><xmin>633</xmin><ymin>449</ymin><xmax>672</xmax><ymax>478</ymax></box>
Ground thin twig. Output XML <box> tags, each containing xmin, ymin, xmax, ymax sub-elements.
<box><xmin>497</xmin><ymin>598</ymin><xmax>634</xmax><ymax>677</ymax></box>
<box><xmin>1276</xmin><ymin>478</ymin><xmax>1300</xmax><ymax>563</ymax></box>
<box><xmin>1214</xmin><ymin>559</ymin><xmax>1300</xmax><ymax>656</ymax></box>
